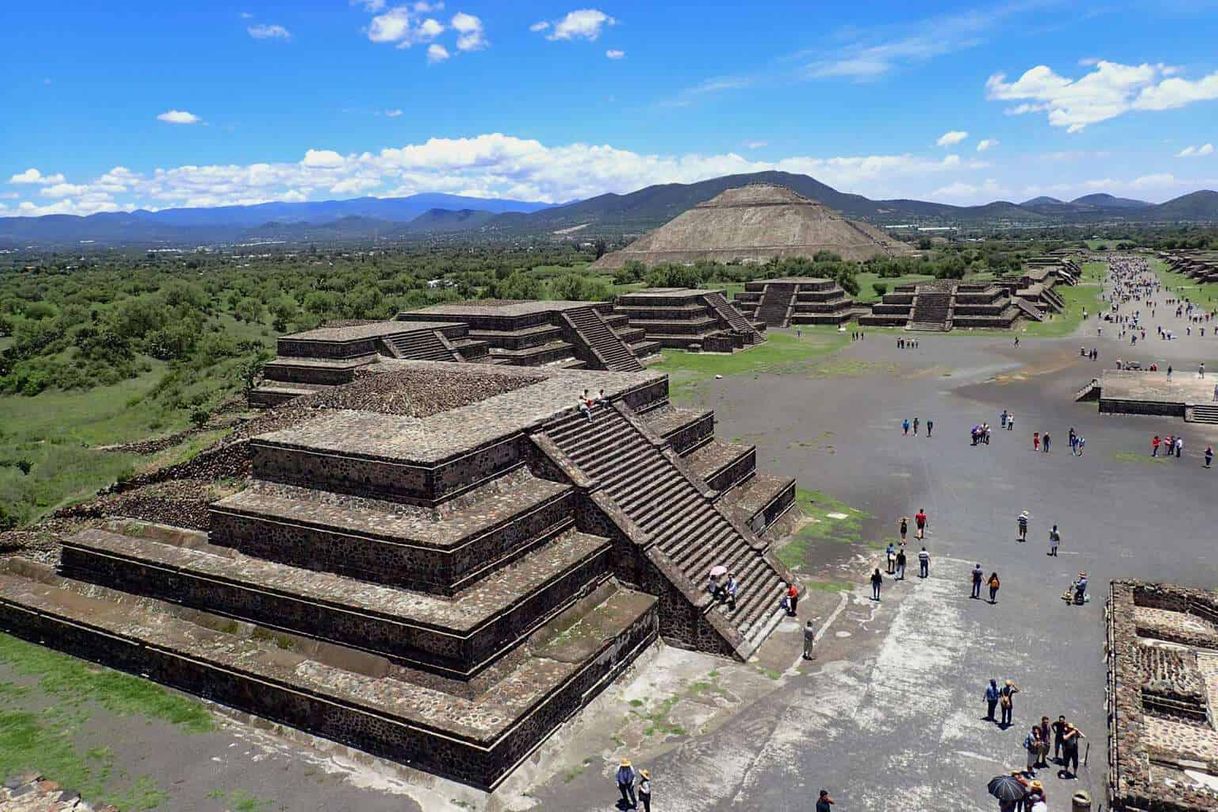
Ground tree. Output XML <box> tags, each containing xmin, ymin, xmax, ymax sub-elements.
<box><xmin>872</xmin><ymin>282</ymin><xmax>888</xmax><ymax>298</ymax></box>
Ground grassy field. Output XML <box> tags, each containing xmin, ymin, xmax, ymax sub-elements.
<box><xmin>776</xmin><ymin>488</ymin><xmax>870</xmax><ymax>571</ymax></box>
<box><xmin>0</xmin><ymin>632</ymin><xmax>214</xmax><ymax>809</ymax></box>
<box><xmin>1018</xmin><ymin>278</ymin><xmax>1105</xmax><ymax>338</ymax></box>
<box><xmin>1149</xmin><ymin>257</ymin><xmax>1218</xmax><ymax>305</ymax></box>
<box><xmin>853</xmin><ymin>272</ymin><xmax>934</xmax><ymax>302</ymax></box>
<box><xmin>653</xmin><ymin>329</ymin><xmax>850</xmax><ymax>399</ymax></box>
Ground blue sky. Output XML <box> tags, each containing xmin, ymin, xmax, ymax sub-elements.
<box><xmin>2</xmin><ymin>0</ymin><xmax>1217</xmax><ymax>216</ymax></box>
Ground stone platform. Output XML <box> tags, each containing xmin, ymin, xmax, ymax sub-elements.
<box><xmin>1093</xmin><ymin>370</ymin><xmax>1218</xmax><ymax>423</ymax></box>
<box><xmin>0</xmin><ymin>360</ymin><xmax>801</xmax><ymax>788</ymax></box>
<box><xmin>613</xmin><ymin>288</ymin><xmax>765</xmax><ymax>352</ymax></box>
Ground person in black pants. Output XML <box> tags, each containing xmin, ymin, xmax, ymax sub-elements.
<box><xmin>984</xmin><ymin>679</ymin><xmax>1000</xmax><ymax>721</ymax></box>
<box><xmin>1059</xmin><ymin>723</ymin><xmax>1085</xmax><ymax>778</ymax></box>
<box><xmin>1052</xmin><ymin>715</ymin><xmax>1067</xmax><ymax>762</ymax></box>
<box><xmin>971</xmin><ymin>564</ymin><xmax>983</xmax><ymax>599</ymax></box>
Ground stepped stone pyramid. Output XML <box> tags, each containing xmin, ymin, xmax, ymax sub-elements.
<box><xmin>733</xmin><ymin>276</ymin><xmax>864</xmax><ymax>327</ymax></box>
<box><xmin>612</xmin><ymin>288</ymin><xmax>766</xmax><ymax>352</ymax></box>
<box><xmin>0</xmin><ymin>361</ymin><xmax>799</xmax><ymax>788</ymax></box>
<box><xmin>858</xmin><ymin>280</ymin><xmax>1022</xmax><ymax>331</ymax></box>
<box><xmin>252</xmin><ymin>301</ymin><xmax>657</xmax><ymax>407</ymax></box>
<box><xmin>591</xmin><ymin>183</ymin><xmax>914</xmax><ymax>269</ymax></box>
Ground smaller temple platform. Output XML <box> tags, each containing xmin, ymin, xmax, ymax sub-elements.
<box><xmin>1090</xmin><ymin>370</ymin><xmax>1218</xmax><ymax>423</ymax></box>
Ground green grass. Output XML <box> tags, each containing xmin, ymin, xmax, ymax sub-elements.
<box><xmin>654</xmin><ymin>329</ymin><xmax>849</xmax><ymax>399</ymax></box>
<box><xmin>853</xmin><ymin>272</ymin><xmax>935</xmax><ymax>302</ymax></box>
<box><xmin>776</xmin><ymin>488</ymin><xmax>871</xmax><ymax>570</ymax></box>
<box><xmin>0</xmin><ymin>632</ymin><xmax>216</xmax><ymax>810</ymax></box>
<box><xmin>1018</xmin><ymin>280</ymin><xmax>1105</xmax><ymax>338</ymax></box>
<box><xmin>1113</xmin><ymin>450</ymin><xmax>1168</xmax><ymax>465</ymax></box>
<box><xmin>1150</xmin><ymin>257</ymin><xmax>1218</xmax><ymax>305</ymax></box>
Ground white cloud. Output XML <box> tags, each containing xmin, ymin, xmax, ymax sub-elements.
<box><xmin>987</xmin><ymin>60</ymin><xmax>1218</xmax><ymax>132</ymax></box>
<box><xmin>418</xmin><ymin>17</ymin><xmax>445</xmax><ymax>39</ymax></box>
<box><xmin>157</xmin><ymin>110</ymin><xmax>202</xmax><ymax>125</ymax></box>
<box><xmin>605</xmin><ymin>49</ymin><xmax>625</xmax><ymax>60</ymax></box>
<box><xmin>427</xmin><ymin>43</ymin><xmax>450</xmax><ymax>63</ymax></box>
<box><xmin>247</xmin><ymin>23</ymin><xmax>291</xmax><ymax>40</ymax></box>
<box><xmin>384</xmin><ymin>108</ymin><xmax>404</xmax><ymax>118</ymax></box>
<box><xmin>450</xmin><ymin>12</ymin><xmax>484</xmax><ymax>51</ymax></box>
<box><xmin>936</xmin><ymin>130</ymin><xmax>969</xmax><ymax>147</ymax></box>
<box><xmin>9</xmin><ymin>168</ymin><xmax>66</xmax><ymax>185</ymax></box>
<box><xmin>743</xmin><ymin>140</ymin><xmax>768</xmax><ymax>149</ymax></box>
<box><xmin>542</xmin><ymin>9</ymin><xmax>616</xmax><ymax>41</ymax></box>
<box><xmin>368</xmin><ymin>7</ymin><xmax>413</xmax><ymax>43</ymax></box>
<box><xmin>301</xmin><ymin>149</ymin><xmax>346</xmax><ymax>168</ymax></box>
<box><xmin>353</xmin><ymin>0</ymin><xmax>386</xmax><ymax>11</ymax></box>
<box><xmin>1176</xmin><ymin>143</ymin><xmax>1215</xmax><ymax>158</ymax></box>
<box><xmin>976</xmin><ymin>138</ymin><xmax>999</xmax><ymax>152</ymax></box>
<box><xmin>40</xmin><ymin>183</ymin><xmax>89</xmax><ymax>199</ymax></box>
<box><xmin>529</xmin><ymin>21</ymin><xmax>550</xmax><ymax>32</ymax></box>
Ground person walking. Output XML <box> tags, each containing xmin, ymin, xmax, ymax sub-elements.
<box><xmin>1043</xmin><ymin>432</ymin><xmax>1051</xmax><ymax>453</ymax></box>
<box><xmin>926</xmin><ymin>418</ymin><xmax>934</xmax><ymax>437</ymax></box>
<box><xmin>895</xmin><ymin>547</ymin><xmax>907</xmax><ymax>580</ymax></box>
<box><xmin>1007</xmin><ymin>411</ymin><xmax>1014</xmax><ymax>431</ymax></box>
<box><xmin>637</xmin><ymin>769</ymin><xmax>652</xmax><ymax>812</ymax></box>
<box><xmin>918</xmin><ymin>546</ymin><xmax>930</xmax><ymax>578</ymax></box>
<box><xmin>1033</xmin><ymin>431</ymin><xmax>1040</xmax><ymax>452</ymax></box>
<box><xmin>915</xmin><ymin>508</ymin><xmax>927</xmax><ymax>539</ymax></box>
<box><xmin>870</xmin><ymin>567</ymin><xmax>883</xmax><ymax>601</ymax></box>
<box><xmin>803</xmin><ymin>620</ymin><xmax>816</xmax><ymax>660</ymax></box>
<box><xmin>616</xmin><ymin>759</ymin><xmax>637</xmax><ymax>809</ymax></box>
<box><xmin>999</xmin><ymin>679</ymin><xmax>1020</xmax><ymax>728</ymax></box>
<box><xmin>971</xmin><ymin>563</ymin><xmax>984</xmax><ymax>599</ymax></box>
<box><xmin>899</xmin><ymin>517</ymin><xmax>908</xmax><ymax>544</ymax></box>
<box><xmin>902</xmin><ymin>418</ymin><xmax>910</xmax><ymax>436</ymax></box>
<box><xmin>987</xmin><ymin>572</ymin><xmax>1001</xmax><ymax>604</ymax></box>
<box><xmin>913</xmin><ymin>417</ymin><xmax>920</xmax><ymax>435</ymax></box>
<box><xmin>1048</xmin><ymin>524</ymin><xmax>1060</xmax><ymax>557</ymax></box>
<box><xmin>1017</xmin><ymin>511</ymin><xmax>1029</xmax><ymax>542</ymax></box>
<box><xmin>1175</xmin><ymin>436</ymin><xmax>1184</xmax><ymax>458</ymax></box>
<box><xmin>1206</xmin><ymin>446</ymin><xmax>1214</xmax><ymax>468</ymax></box>
<box><xmin>1001</xmin><ymin>409</ymin><xmax>1008</xmax><ymax>429</ymax></box>
<box><xmin>984</xmin><ymin>679</ymin><xmax>1000</xmax><ymax>722</ymax></box>
<box><xmin>1037</xmin><ymin>716</ymin><xmax>1052</xmax><ymax>768</ymax></box>
<box><xmin>1152</xmin><ymin>434</ymin><xmax>1161</xmax><ymax>457</ymax></box>
<box><xmin>886</xmin><ymin>542</ymin><xmax>896</xmax><ymax>574</ymax></box>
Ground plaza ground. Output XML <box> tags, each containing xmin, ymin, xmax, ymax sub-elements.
<box><xmin>3</xmin><ymin>258</ymin><xmax>1217</xmax><ymax>810</ymax></box>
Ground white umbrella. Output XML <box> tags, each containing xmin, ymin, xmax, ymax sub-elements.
<box><xmin>709</xmin><ymin>565</ymin><xmax>728</xmax><ymax>578</ymax></box>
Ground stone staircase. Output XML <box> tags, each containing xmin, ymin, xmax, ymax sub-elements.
<box><xmin>1010</xmin><ymin>296</ymin><xmax>1046</xmax><ymax>322</ymax></box>
<box><xmin>907</xmin><ymin>288</ymin><xmax>954</xmax><ymax>331</ymax></box>
<box><xmin>540</xmin><ymin>407</ymin><xmax>788</xmax><ymax>650</ymax></box>
<box><xmin>704</xmin><ymin>291</ymin><xmax>765</xmax><ymax>343</ymax></box>
<box><xmin>380</xmin><ymin>329</ymin><xmax>459</xmax><ymax>361</ymax></box>
<box><xmin>756</xmin><ymin>284</ymin><xmax>796</xmax><ymax>327</ymax></box>
<box><xmin>1187</xmin><ymin>403</ymin><xmax>1218</xmax><ymax>424</ymax></box>
<box><xmin>561</xmin><ymin>307</ymin><xmax>644</xmax><ymax>372</ymax></box>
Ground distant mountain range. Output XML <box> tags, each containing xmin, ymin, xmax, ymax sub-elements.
<box><xmin>2</xmin><ymin>172</ymin><xmax>1217</xmax><ymax>248</ymax></box>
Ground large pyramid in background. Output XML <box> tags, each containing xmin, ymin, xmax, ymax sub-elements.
<box><xmin>591</xmin><ymin>183</ymin><xmax>915</xmax><ymax>269</ymax></box>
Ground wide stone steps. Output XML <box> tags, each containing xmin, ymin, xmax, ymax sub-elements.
<box><xmin>562</xmin><ymin>307</ymin><xmax>644</xmax><ymax>372</ymax></box>
<box><xmin>209</xmin><ymin>470</ymin><xmax>578</xmax><ymax>594</ymax></box>
<box><xmin>60</xmin><ymin>525</ymin><xmax>611</xmax><ymax>679</ymax></box>
<box><xmin>756</xmin><ymin>284</ymin><xmax>796</xmax><ymax>327</ymax></box>
<box><xmin>1188</xmin><ymin>404</ymin><xmax>1218</xmax><ymax>424</ymax></box>
<box><xmin>704</xmin><ymin>291</ymin><xmax>764</xmax><ymax>343</ymax></box>
<box><xmin>0</xmin><ymin>566</ymin><xmax>657</xmax><ymax>789</ymax></box>
<box><xmin>542</xmin><ymin>409</ymin><xmax>786</xmax><ymax>644</ymax></box>
<box><xmin>381</xmin><ymin>330</ymin><xmax>458</xmax><ymax>362</ymax></box>
<box><xmin>907</xmin><ymin>290</ymin><xmax>953</xmax><ymax>330</ymax></box>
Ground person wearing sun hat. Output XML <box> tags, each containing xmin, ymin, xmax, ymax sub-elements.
<box><xmin>637</xmin><ymin>768</ymin><xmax>652</xmax><ymax>812</ymax></box>
<box><xmin>615</xmin><ymin>758</ymin><xmax>637</xmax><ymax>809</ymax></box>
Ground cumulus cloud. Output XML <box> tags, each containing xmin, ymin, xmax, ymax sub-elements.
<box><xmin>1176</xmin><ymin>143</ymin><xmax>1214</xmax><ymax>158</ymax></box>
<box><xmin>157</xmin><ymin>110</ymin><xmax>202</xmax><ymax>125</ymax></box>
<box><xmin>987</xmin><ymin>60</ymin><xmax>1218</xmax><ymax>132</ymax></box>
<box><xmin>450</xmin><ymin>12</ymin><xmax>485</xmax><ymax>51</ymax></box>
<box><xmin>976</xmin><ymin>138</ymin><xmax>999</xmax><ymax>152</ymax></box>
<box><xmin>936</xmin><ymin>130</ymin><xmax>969</xmax><ymax>147</ymax></box>
<box><xmin>301</xmin><ymin>149</ymin><xmax>346</xmax><ymax>168</ymax></box>
<box><xmin>247</xmin><ymin>23</ymin><xmax>291</xmax><ymax>40</ymax></box>
<box><xmin>427</xmin><ymin>43</ymin><xmax>450</xmax><ymax>62</ymax></box>
<box><xmin>9</xmin><ymin>168</ymin><xmax>66</xmax><ymax>185</ymax></box>
<box><xmin>605</xmin><ymin>49</ymin><xmax>625</xmax><ymax>60</ymax></box>
<box><xmin>384</xmin><ymin>108</ymin><xmax>404</xmax><ymax>117</ymax></box>
<box><xmin>540</xmin><ymin>9</ymin><xmax>616</xmax><ymax>41</ymax></box>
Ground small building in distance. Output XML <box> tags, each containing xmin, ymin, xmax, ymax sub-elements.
<box><xmin>732</xmin><ymin>277</ymin><xmax>864</xmax><ymax>327</ymax></box>
<box><xmin>591</xmin><ymin>183</ymin><xmax>914</xmax><ymax>270</ymax></box>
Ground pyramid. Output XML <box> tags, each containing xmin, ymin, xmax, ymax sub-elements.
<box><xmin>591</xmin><ymin>183</ymin><xmax>914</xmax><ymax>269</ymax></box>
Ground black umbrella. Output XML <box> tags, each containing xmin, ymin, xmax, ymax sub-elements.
<box><xmin>987</xmin><ymin>775</ymin><xmax>1027</xmax><ymax>801</ymax></box>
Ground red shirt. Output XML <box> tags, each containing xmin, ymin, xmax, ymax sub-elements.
<box><xmin>915</xmin><ymin>512</ymin><xmax>927</xmax><ymax>527</ymax></box>
<box><xmin>787</xmin><ymin>584</ymin><xmax>799</xmax><ymax>599</ymax></box>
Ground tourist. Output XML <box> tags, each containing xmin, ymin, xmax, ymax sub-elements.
<box><xmin>1073</xmin><ymin>572</ymin><xmax>1088</xmax><ymax>604</ymax></box>
<box><xmin>1175</xmin><ymin>436</ymin><xmax>1183</xmax><ymax>458</ymax></box>
<box><xmin>1023</xmin><ymin>726</ymin><xmax>1042</xmax><ymax>775</ymax></box>
<box><xmin>784</xmin><ymin>582</ymin><xmax>799</xmax><ymax>616</ymax></box>
<box><xmin>926</xmin><ymin>418</ymin><xmax>934</xmax><ymax>437</ymax></box>
<box><xmin>1048</xmin><ymin>524</ymin><xmax>1060</xmax><ymax>557</ymax></box>
<box><xmin>886</xmin><ymin>542</ymin><xmax>896</xmax><ymax>574</ymax></box>
<box><xmin>902</xmin><ymin>418</ymin><xmax>910</xmax><ymax>436</ymax></box>
<box><xmin>988</xmin><ymin>572</ymin><xmax>1001</xmax><ymax>604</ymax></box>
<box><xmin>913</xmin><ymin>416</ymin><xmax>920</xmax><ymax>435</ymax></box>
<box><xmin>1152</xmin><ymin>435</ymin><xmax>1161</xmax><ymax>456</ymax></box>
<box><xmin>1052</xmin><ymin>716</ymin><xmax>1068</xmax><ymax>762</ymax></box>
<box><xmin>637</xmin><ymin>769</ymin><xmax>652</xmax><ymax>812</ymax></box>
<box><xmin>578</xmin><ymin>397</ymin><xmax>594</xmax><ymax>421</ymax></box>
<box><xmin>815</xmin><ymin>789</ymin><xmax>834</xmax><ymax>811</ymax></box>
<box><xmin>1017</xmin><ymin>511</ymin><xmax>1029</xmax><ymax>542</ymax></box>
<box><xmin>1033</xmin><ymin>431</ymin><xmax>1040</xmax><ymax>452</ymax></box>
<box><xmin>870</xmin><ymin>567</ymin><xmax>883</xmax><ymax>601</ymax></box>
<box><xmin>999</xmin><ymin>679</ymin><xmax>1020</xmax><ymax>728</ymax></box>
<box><xmin>1206</xmin><ymin>446</ymin><xmax>1213</xmax><ymax>468</ymax></box>
<box><xmin>898</xmin><ymin>517</ymin><xmax>908</xmax><ymax>544</ymax></box>
<box><xmin>915</xmin><ymin>507</ymin><xmax>927</xmax><ymax>539</ymax></box>
<box><xmin>1001</xmin><ymin>409</ymin><xmax>1009</xmax><ymax>429</ymax></box>
<box><xmin>1042</xmin><ymin>432</ymin><xmax>1051</xmax><ymax>453</ymax></box>
<box><xmin>1059</xmin><ymin>723</ymin><xmax>1085</xmax><ymax>778</ymax></box>
<box><xmin>1014</xmin><ymin>336</ymin><xmax>1020</xmax><ymax>347</ymax></box>
<box><xmin>803</xmin><ymin>620</ymin><xmax>816</xmax><ymax>660</ymax></box>
<box><xmin>616</xmin><ymin>758</ymin><xmax>637</xmax><ymax>809</ymax></box>
<box><xmin>971</xmin><ymin>563</ymin><xmax>984</xmax><ymax>599</ymax></box>
<box><xmin>895</xmin><ymin>547</ymin><xmax>907</xmax><ymax>580</ymax></box>
<box><xmin>1200</xmin><ymin>362</ymin><xmax>1206</xmax><ymax>378</ymax></box>
<box><xmin>1038</xmin><ymin>716</ymin><xmax>1052</xmax><ymax>768</ymax></box>
<box><xmin>984</xmin><ymin>679</ymin><xmax>1000</xmax><ymax>721</ymax></box>
<box><xmin>1167</xmin><ymin>364</ymin><xmax>1173</xmax><ymax>380</ymax></box>
<box><xmin>1007</xmin><ymin>411</ymin><xmax>1014</xmax><ymax>431</ymax></box>
<box><xmin>1077</xmin><ymin>436</ymin><xmax>1085</xmax><ymax>456</ymax></box>
<box><xmin>918</xmin><ymin>546</ymin><xmax>930</xmax><ymax>578</ymax></box>
<box><xmin>724</xmin><ymin>572</ymin><xmax>738</xmax><ymax>610</ymax></box>
<box><xmin>1027</xmin><ymin>782</ymin><xmax>1048</xmax><ymax>812</ymax></box>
